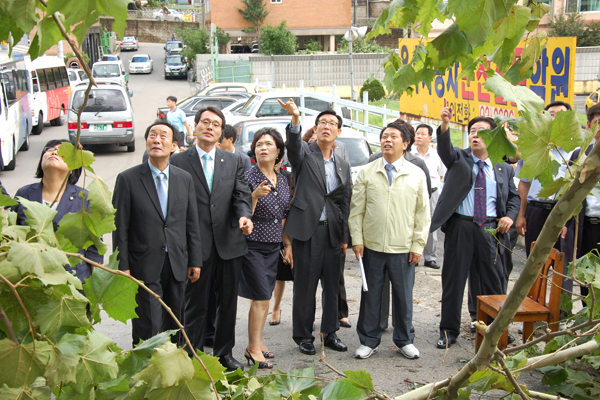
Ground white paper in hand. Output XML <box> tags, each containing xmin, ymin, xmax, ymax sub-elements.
<box><xmin>359</xmin><ymin>256</ymin><xmax>368</xmax><ymax>292</ymax></box>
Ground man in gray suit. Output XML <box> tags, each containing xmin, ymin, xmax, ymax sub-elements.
<box><xmin>218</xmin><ymin>124</ymin><xmax>252</xmax><ymax>172</ymax></box>
<box><xmin>278</xmin><ymin>98</ymin><xmax>352</xmax><ymax>355</ymax></box>
<box><xmin>113</xmin><ymin>121</ymin><xmax>203</xmax><ymax>347</ymax></box>
<box><xmin>171</xmin><ymin>107</ymin><xmax>253</xmax><ymax>371</ymax></box>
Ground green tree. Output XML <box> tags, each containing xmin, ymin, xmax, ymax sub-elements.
<box><xmin>549</xmin><ymin>12</ymin><xmax>600</xmax><ymax>47</ymax></box>
<box><xmin>337</xmin><ymin>38</ymin><xmax>392</xmax><ymax>54</ymax></box>
<box><xmin>174</xmin><ymin>26</ymin><xmax>209</xmax><ymax>64</ymax></box>
<box><xmin>360</xmin><ymin>77</ymin><xmax>386</xmax><ymax>101</ymax></box>
<box><xmin>260</xmin><ymin>21</ymin><xmax>297</xmax><ymax>55</ymax></box>
<box><xmin>237</xmin><ymin>0</ymin><xmax>269</xmax><ymax>34</ymax></box>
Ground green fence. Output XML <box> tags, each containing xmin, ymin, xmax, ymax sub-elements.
<box><xmin>216</xmin><ymin>62</ymin><xmax>252</xmax><ymax>83</ymax></box>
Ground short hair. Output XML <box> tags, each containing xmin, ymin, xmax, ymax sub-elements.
<box><xmin>302</xmin><ymin>126</ymin><xmax>316</xmax><ymax>142</ymax></box>
<box><xmin>314</xmin><ymin>110</ymin><xmax>342</xmax><ymax>129</ymax></box>
<box><xmin>194</xmin><ymin>106</ymin><xmax>225</xmax><ymax>127</ymax></box>
<box><xmin>35</xmin><ymin>139</ymin><xmax>82</xmax><ymax>185</ymax></box>
<box><xmin>250</xmin><ymin>128</ymin><xmax>285</xmax><ymax>164</ymax></box>
<box><xmin>172</xmin><ymin>126</ymin><xmax>184</xmax><ymax>148</ymax></box>
<box><xmin>220</xmin><ymin>124</ymin><xmax>238</xmax><ymax>143</ymax></box>
<box><xmin>467</xmin><ymin>116</ymin><xmax>497</xmax><ymax>132</ymax></box>
<box><xmin>416</xmin><ymin>123</ymin><xmax>433</xmax><ymax>136</ymax></box>
<box><xmin>379</xmin><ymin>122</ymin><xmax>411</xmax><ymax>145</ymax></box>
<box><xmin>544</xmin><ymin>101</ymin><xmax>572</xmax><ymax>111</ymax></box>
<box><xmin>144</xmin><ymin>120</ymin><xmax>177</xmax><ymax>143</ymax></box>
<box><xmin>166</xmin><ymin>95</ymin><xmax>177</xmax><ymax>103</ymax></box>
<box><xmin>587</xmin><ymin>103</ymin><xmax>600</xmax><ymax>123</ymax></box>
<box><xmin>392</xmin><ymin>118</ymin><xmax>415</xmax><ymax>152</ymax></box>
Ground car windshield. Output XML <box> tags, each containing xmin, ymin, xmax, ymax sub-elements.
<box><xmin>132</xmin><ymin>56</ymin><xmax>149</xmax><ymax>63</ymax></box>
<box><xmin>101</xmin><ymin>55</ymin><xmax>118</xmax><ymax>61</ymax></box>
<box><xmin>93</xmin><ymin>64</ymin><xmax>120</xmax><ymax>77</ymax></box>
<box><xmin>166</xmin><ymin>42</ymin><xmax>182</xmax><ymax>51</ymax></box>
<box><xmin>77</xmin><ymin>70</ymin><xmax>88</xmax><ymax>80</ymax></box>
<box><xmin>236</xmin><ymin>95</ymin><xmax>261</xmax><ymax>116</ymax></box>
<box><xmin>244</xmin><ymin>122</ymin><xmax>288</xmax><ymax>143</ymax></box>
<box><xmin>166</xmin><ymin>55</ymin><xmax>183</xmax><ymax>65</ymax></box>
<box><xmin>336</xmin><ymin>137</ymin><xmax>371</xmax><ymax>167</ymax></box>
<box><xmin>123</xmin><ymin>37</ymin><xmax>135</xmax><ymax>42</ymax></box>
<box><xmin>72</xmin><ymin>89</ymin><xmax>127</xmax><ymax>112</ymax></box>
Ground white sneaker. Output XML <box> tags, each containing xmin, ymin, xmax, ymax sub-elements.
<box><xmin>398</xmin><ymin>344</ymin><xmax>420</xmax><ymax>359</ymax></box>
<box><xmin>355</xmin><ymin>345</ymin><xmax>377</xmax><ymax>359</ymax></box>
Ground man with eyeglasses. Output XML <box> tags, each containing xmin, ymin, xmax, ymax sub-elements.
<box><xmin>278</xmin><ymin>99</ymin><xmax>352</xmax><ymax>355</ymax></box>
<box><xmin>170</xmin><ymin>106</ymin><xmax>253</xmax><ymax>371</ymax></box>
<box><xmin>112</xmin><ymin>121</ymin><xmax>203</xmax><ymax>347</ymax></box>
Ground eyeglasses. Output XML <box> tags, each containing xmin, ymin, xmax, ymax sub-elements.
<box><xmin>43</xmin><ymin>146</ymin><xmax>60</xmax><ymax>154</ymax></box>
<box><xmin>199</xmin><ymin>119</ymin><xmax>222</xmax><ymax>129</ymax></box>
<box><xmin>317</xmin><ymin>120</ymin><xmax>338</xmax><ymax>128</ymax></box>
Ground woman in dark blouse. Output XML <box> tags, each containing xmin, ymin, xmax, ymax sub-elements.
<box><xmin>238</xmin><ymin>128</ymin><xmax>291</xmax><ymax>369</ymax></box>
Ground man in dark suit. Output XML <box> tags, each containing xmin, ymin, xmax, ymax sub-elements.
<box><xmin>278</xmin><ymin>98</ymin><xmax>352</xmax><ymax>355</ymax></box>
<box><xmin>431</xmin><ymin>101</ymin><xmax>520</xmax><ymax>348</ymax></box>
<box><xmin>112</xmin><ymin>121</ymin><xmax>203</xmax><ymax>347</ymax></box>
<box><xmin>170</xmin><ymin>106</ymin><xmax>253</xmax><ymax>371</ymax></box>
<box><xmin>218</xmin><ymin>124</ymin><xmax>252</xmax><ymax>172</ymax></box>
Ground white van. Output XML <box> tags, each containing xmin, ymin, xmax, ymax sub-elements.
<box><xmin>92</xmin><ymin>61</ymin><xmax>129</xmax><ymax>87</ymax></box>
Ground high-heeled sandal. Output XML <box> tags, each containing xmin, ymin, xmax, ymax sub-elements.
<box><xmin>262</xmin><ymin>350</ymin><xmax>274</xmax><ymax>359</ymax></box>
<box><xmin>244</xmin><ymin>348</ymin><xmax>273</xmax><ymax>369</ymax></box>
<box><xmin>269</xmin><ymin>311</ymin><xmax>281</xmax><ymax>326</ymax></box>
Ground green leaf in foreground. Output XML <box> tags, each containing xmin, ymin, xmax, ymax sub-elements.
<box><xmin>273</xmin><ymin>366</ymin><xmax>316</xmax><ymax>397</ymax></box>
<box><xmin>133</xmin><ymin>342</ymin><xmax>194</xmax><ymax>390</ymax></box>
<box><xmin>56</xmin><ymin>141</ymin><xmax>96</xmax><ymax>174</ymax></box>
<box><xmin>192</xmin><ymin>351</ymin><xmax>226</xmax><ymax>385</ymax></box>
<box><xmin>70</xmin><ymin>330</ymin><xmax>119</xmax><ymax>393</ymax></box>
<box><xmin>17</xmin><ymin>197</ymin><xmax>58</xmax><ymax>246</ymax></box>
<box><xmin>0</xmin><ymin>339</ymin><xmax>52</xmax><ymax>387</ymax></box>
<box><xmin>0</xmin><ymin>384</ymin><xmax>51</xmax><ymax>400</ymax></box>
<box><xmin>477</xmin><ymin>126</ymin><xmax>517</xmax><ymax>167</ymax></box>
<box><xmin>145</xmin><ymin>379</ymin><xmax>214</xmax><ymax>400</ymax></box>
<box><xmin>119</xmin><ymin>330</ymin><xmax>176</xmax><ymax>378</ymax></box>
<box><xmin>8</xmin><ymin>241</ymin><xmax>70</xmax><ymax>283</ymax></box>
<box><xmin>483</xmin><ymin>73</ymin><xmax>544</xmax><ymax>116</ymax></box>
<box><xmin>344</xmin><ymin>369</ymin><xmax>375</xmax><ymax>392</ymax></box>
<box><xmin>83</xmin><ymin>250</ymin><xmax>138</xmax><ymax>325</ymax></box>
<box><xmin>318</xmin><ymin>378</ymin><xmax>369</xmax><ymax>400</ymax></box>
<box><xmin>44</xmin><ymin>333</ymin><xmax>86</xmax><ymax>387</ymax></box>
<box><xmin>36</xmin><ymin>296</ymin><xmax>90</xmax><ymax>340</ymax></box>
<box><xmin>0</xmin><ymin>192</ymin><xmax>18</xmax><ymax>207</ymax></box>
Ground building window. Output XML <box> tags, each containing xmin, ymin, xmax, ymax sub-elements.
<box><xmin>271</xmin><ymin>0</ymin><xmax>282</xmax><ymax>3</ymax></box>
<box><xmin>566</xmin><ymin>0</ymin><xmax>600</xmax><ymax>13</ymax></box>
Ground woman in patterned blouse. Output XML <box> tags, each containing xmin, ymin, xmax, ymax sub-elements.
<box><xmin>238</xmin><ymin>128</ymin><xmax>292</xmax><ymax>369</ymax></box>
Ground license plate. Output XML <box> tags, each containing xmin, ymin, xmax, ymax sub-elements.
<box><xmin>92</xmin><ymin>124</ymin><xmax>108</xmax><ymax>131</ymax></box>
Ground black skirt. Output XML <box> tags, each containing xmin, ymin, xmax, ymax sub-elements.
<box><xmin>276</xmin><ymin>243</ymin><xmax>294</xmax><ymax>281</ymax></box>
<box><xmin>238</xmin><ymin>241</ymin><xmax>280</xmax><ymax>300</ymax></box>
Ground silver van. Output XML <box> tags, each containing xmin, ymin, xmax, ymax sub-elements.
<box><xmin>67</xmin><ymin>81</ymin><xmax>135</xmax><ymax>152</ymax></box>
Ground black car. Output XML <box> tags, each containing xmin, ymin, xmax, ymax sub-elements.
<box><xmin>164</xmin><ymin>39</ymin><xmax>183</xmax><ymax>57</ymax></box>
<box><xmin>157</xmin><ymin>95</ymin><xmax>239</xmax><ymax>120</ymax></box>
<box><xmin>164</xmin><ymin>54</ymin><xmax>187</xmax><ymax>79</ymax></box>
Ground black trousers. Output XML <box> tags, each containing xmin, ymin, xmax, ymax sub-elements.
<box><xmin>338</xmin><ymin>253</ymin><xmax>349</xmax><ymax>320</ymax></box>
<box><xmin>133</xmin><ymin>255</ymin><xmax>184</xmax><ymax>347</ymax></box>
<box><xmin>292</xmin><ymin>224</ymin><xmax>341</xmax><ymax>344</ymax></box>
<box><xmin>184</xmin><ymin>243</ymin><xmax>243</xmax><ymax>357</ymax></box>
<box><xmin>440</xmin><ymin>215</ymin><xmax>505</xmax><ymax>340</ymax></box>
<box><xmin>357</xmin><ymin>249</ymin><xmax>414</xmax><ymax>348</ymax></box>
<box><xmin>578</xmin><ymin>218</ymin><xmax>600</xmax><ymax>298</ymax></box>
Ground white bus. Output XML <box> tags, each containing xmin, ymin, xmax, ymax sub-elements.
<box><xmin>0</xmin><ymin>52</ymin><xmax>32</xmax><ymax>170</ymax></box>
<box><xmin>26</xmin><ymin>56</ymin><xmax>71</xmax><ymax>134</ymax></box>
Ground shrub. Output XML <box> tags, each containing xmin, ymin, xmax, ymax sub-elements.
<box><xmin>260</xmin><ymin>21</ymin><xmax>297</xmax><ymax>55</ymax></box>
<box><xmin>359</xmin><ymin>77</ymin><xmax>386</xmax><ymax>101</ymax></box>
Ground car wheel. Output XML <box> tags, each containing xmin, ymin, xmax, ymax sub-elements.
<box><xmin>127</xmin><ymin>139</ymin><xmax>135</xmax><ymax>153</ymax></box>
<box><xmin>174</xmin><ymin>17</ymin><xmax>181</xmax><ymax>22</ymax></box>
<box><xmin>156</xmin><ymin>16</ymin><xmax>161</xmax><ymax>21</ymax></box>
<box><xmin>32</xmin><ymin>112</ymin><xmax>43</xmax><ymax>135</ymax></box>
<box><xmin>55</xmin><ymin>107</ymin><xmax>65</xmax><ymax>126</ymax></box>
<box><xmin>4</xmin><ymin>139</ymin><xmax>16</xmax><ymax>171</ymax></box>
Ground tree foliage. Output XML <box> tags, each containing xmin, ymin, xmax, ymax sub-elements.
<box><xmin>174</xmin><ymin>26</ymin><xmax>209</xmax><ymax>64</ymax></box>
<box><xmin>237</xmin><ymin>0</ymin><xmax>269</xmax><ymax>32</ymax></box>
<box><xmin>549</xmin><ymin>12</ymin><xmax>600</xmax><ymax>47</ymax></box>
<box><xmin>337</xmin><ymin>38</ymin><xmax>392</xmax><ymax>54</ymax></box>
<box><xmin>259</xmin><ymin>21</ymin><xmax>297</xmax><ymax>55</ymax></box>
<box><xmin>360</xmin><ymin>78</ymin><xmax>386</xmax><ymax>101</ymax></box>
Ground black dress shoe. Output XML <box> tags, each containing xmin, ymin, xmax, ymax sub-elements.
<box><xmin>436</xmin><ymin>336</ymin><xmax>456</xmax><ymax>349</ymax></box>
<box><xmin>339</xmin><ymin>319</ymin><xmax>352</xmax><ymax>328</ymax></box>
<box><xmin>507</xmin><ymin>334</ymin><xmax>516</xmax><ymax>344</ymax></box>
<box><xmin>470</xmin><ymin>322</ymin><xmax>476</xmax><ymax>333</ymax></box>
<box><xmin>324</xmin><ymin>334</ymin><xmax>348</xmax><ymax>352</ymax></box>
<box><xmin>299</xmin><ymin>339</ymin><xmax>316</xmax><ymax>355</ymax></box>
<box><xmin>424</xmin><ymin>260</ymin><xmax>441</xmax><ymax>269</ymax></box>
<box><xmin>219</xmin><ymin>355</ymin><xmax>244</xmax><ymax>372</ymax></box>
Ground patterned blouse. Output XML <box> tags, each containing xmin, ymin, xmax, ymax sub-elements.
<box><xmin>246</xmin><ymin>165</ymin><xmax>290</xmax><ymax>243</ymax></box>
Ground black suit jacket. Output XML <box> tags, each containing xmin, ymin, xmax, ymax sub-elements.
<box><xmin>112</xmin><ymin>162</ymin><xmax>203</xmax><ymax>284</ymax></box>
<box><xmin>284</xmin><ymin>124</ymin><xmax>352</xmax><ymax>246</ymax></box>
<box><xmin>369</xmin><ymin>151</ymin><xmax>432</xmax><ymax>196</ymax></box>
<box><xmin>430</xmin><ymin>127</ymin><xmax>520</xmax><ymax>233</ymax></box>
<box><xmin>13</xmin><ymin>182</ymin><xmax>103</xmax><ymax>283</ymax></box>
<box><xmin>235</xmin><ymin>149</ymin><xmax>252</xmax><ymax>172</ymax></box>
<box><xmin>171</xmin><ymin>146</ymin><xmax>252</xmax><ymax>261</ymax></box>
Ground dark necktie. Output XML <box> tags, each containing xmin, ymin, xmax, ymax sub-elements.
<box><xmin>474</xmin><ymin>160</ymin><xmax>486</xmax><ymax>226</ymax></box>
<box><xmin>385</xmin><ymin>163</ymin><xmax>394</xmax><ymax>186</ymax></box>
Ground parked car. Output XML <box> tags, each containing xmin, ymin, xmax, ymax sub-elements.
<box><xmin>225</xmin><ymin>90</ymin><xmax>347</xmax><ymax>126</ymax></box>
<box><xmin>120</xmin><ymin>36</ymin><xmax>139</xmax><ymax>51</ymax></box>
<box><xmin>67</xmin><ymin>68</ymin><xmax>88</xmax><ymax>90</ymax></box>
<box><xmin>128</xmin><ymin>54</ymin><xmax>153</xmax><ymax>74</ymax></box>
<box><xmin>154</xmin><ymin>9</ymin><xmax>184</xmax><ymax>21</ymax></box>
<box><xmin>68</xmin><ymin>80</ymin><xmax>135</xmax><ymax>152</ymax></box>
<box><xmin>336</xmin><ymin>128</ymin><xmax>373</xmax><ymax>183</ymax></box>
<box><xmin>164</xmin><ymin>39</ymin><xmax>183</xmax><ymax>57</ymax></box>
<box><xmin>196</xmin><ymin>82</ymin><xmax>256</xmax><ymax>96</ymax></box>
<box><xmin>92</xmin><ymin>60</ymin><xmax>129</xmax><ymax>86</ymax></box>
<box><xmin>101</xmin><ymin>54</ymin><xmax>121</xmax><ymax>62</ymax></box>
<box><xmin>209</xmin><ymin>91</ymin><xmax>252</xmax><ymax>101</ymax></box>
<box><xmin>164</xmin><ymin>54</ymin><xmax>188</xmax><ymax>79</ymax></box>
<box><xmin>157</xmin><ymin>95</ymin><xmax>239</xmax><ymax>121</ymax></box>
<box><xmin>232</xmin><ymin>117</ymin><xmax>292</xmax><ymax>167</ymax></box>
<box><xmin>586</xmin><ymin>90</ymin><xmax>600</xmax><ymax>110</ymax></box>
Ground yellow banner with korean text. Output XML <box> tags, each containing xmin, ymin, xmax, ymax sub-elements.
<box><xmin>397</xmin><ymin>37</ymin><xmax>576</xmax><ymax>126</ymax></box>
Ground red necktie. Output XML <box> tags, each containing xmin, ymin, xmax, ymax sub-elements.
<box><xmin>474</xmin><ymin>160</ymin><xmax>487</xmax><ymax>226</ymax></box>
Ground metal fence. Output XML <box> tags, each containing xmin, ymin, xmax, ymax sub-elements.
<box><xmin>216</xmin><ymin>62</ymin><xmax>252</xmax><ymax>83</ymax></box>
<box><xmin>575</xmin><ymin>46</ymin><xmax>600</xmax><ymax>81</ymax></box>
<box><xmin>250</xmin><ymin>53</ymin><xmax>388</xmax><ymax>88</ymax></box>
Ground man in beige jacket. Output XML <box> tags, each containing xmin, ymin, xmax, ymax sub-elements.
<box><xmin>349</xmin><ymin>122</ymin><xmax>430</xmax><ymax>360</ymax></box>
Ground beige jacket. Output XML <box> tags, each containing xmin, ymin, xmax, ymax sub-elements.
<box><xmin>349</xmin><ymin>157</ymin><xmax>430</xmax><ymax>254</ymax></box>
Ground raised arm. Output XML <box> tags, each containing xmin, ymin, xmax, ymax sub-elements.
<box><xmin>437</xmin><ymin>98</ymin><xmax>460</xmax><ymax>169</ymax></box>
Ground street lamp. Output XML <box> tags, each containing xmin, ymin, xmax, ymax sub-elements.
<box><xmin>344</xmin><ymin>26</ymin><xmax>368</xmax><ymax>102</ymax></box>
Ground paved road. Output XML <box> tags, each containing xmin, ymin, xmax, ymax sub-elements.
<box><xmin>0</xmin><ymin>44</ymin><xmax>547</xmax><ymax>397</ymax></box>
